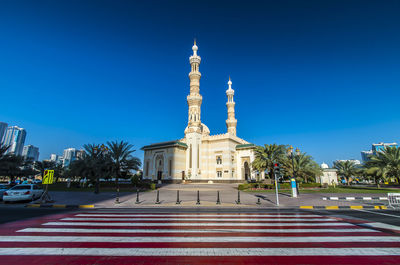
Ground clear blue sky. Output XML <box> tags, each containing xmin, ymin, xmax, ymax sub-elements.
<box><xmin>1</xmin><ymin>0</ymin><xmax>399</xmax><ymax>166</ymax></box>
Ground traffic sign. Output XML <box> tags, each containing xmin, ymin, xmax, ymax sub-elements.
<box><xmin>43</xmin><ymin>170</ymin><xmax>54</xmax><ymax>184</ymax></box>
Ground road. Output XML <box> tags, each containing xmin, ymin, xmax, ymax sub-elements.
<box><xmin>0</xmin><ymin>207</ymin><xmax>398</xmax><ymax>264</ymax></box>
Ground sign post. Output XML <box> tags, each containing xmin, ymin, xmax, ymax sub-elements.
<box><xmin>291</xmin><ymin>178</ymin><xmax>298</xmax><ymax>198</ymax></box>
<box><xmin>273</xmin><ymin>163</ymin><xmax>280</xmax><ymax>206</ymax></box>
<box><xmin>40</xmin><ymin>170</ymin><xmax>54</xmax><ymax>203</ymax></box>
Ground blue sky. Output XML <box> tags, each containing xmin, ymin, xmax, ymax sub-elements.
<box><xmin>0</xmin><ymin>0</ymin><xmax>399</xmax><ymax>166</ymax></box>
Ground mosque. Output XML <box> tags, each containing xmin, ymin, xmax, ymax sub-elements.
<box><xmin>141</xmin><ymin>42</ymin><xmax>256</xmax><ymax>183</ymax></box>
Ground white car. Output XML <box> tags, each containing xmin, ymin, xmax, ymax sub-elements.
<box><xmin>3</xmin><ymin>184</ymin><xmax>43</xmax><ymax>202</ymax></box>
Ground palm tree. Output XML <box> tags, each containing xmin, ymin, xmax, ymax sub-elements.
<box><xmin>252</xmin><ymin>144</ymin><xmax>287</xmax><ymax>180</ymax></box>
<box><xmin>283</xmin><ymin>152</ymin><xmax>322</xmax><ymax>183</ymax></box>
<box><xmin>83</xmin><ymin>143</ymin><xmax>112</xmax><ymax>194</ymax></box>
<box><xmin>363</xmin><ymin>163</ymin><xmax>386</xmax><ymax>188</ymax></box>
<box><xmin>107</xmin><ymin>141</ymin><xmax>141</xmax><ymax>203</ymax></box>
<box><xmin>333</xmin><ymin>160</ymin><xmax>358</xmax><ymax>186</ymax></box>
<box><xmin>34</xmin><ymin>160</ymin><xmax>56</xmax><ymax>180</ymax></box>
<box><xmin>368</xmin><ymin>146</ymin><xmax>400</xmax><ymax>184</ymax></box>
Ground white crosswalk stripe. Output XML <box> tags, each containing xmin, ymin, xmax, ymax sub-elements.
<box><xmin>1</xmin><ymin>210</ymin><xmax>399</xmax><ymax>263</ymax></box>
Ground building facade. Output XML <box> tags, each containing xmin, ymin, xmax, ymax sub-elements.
<box><xmin>0</xmin><ymin>122</ymin><xmax>8</xmax><ymax>144</ymax></box>
<box><xmin>2</xmin><ymin>126</ymin><xmax>27</xmax><ymax>156</ymax></box>
<box><xmin>361</xmin><ymin>142</ymin><xmax>398</xmax><ymax>162</ymax></box>
<box><xmin>22</xmin><ymin>145</ymin><xmax>40</xmax><ymax>161</ymax></box>
<box><xmin>317</xmin><ymin>162</ymin><xmax>338</xmax><ymax>185</ymax></box>
<box><xmin>142</xmin><ymin>42</ymin><xmax>255</xmax><ymax>183</ymax></box>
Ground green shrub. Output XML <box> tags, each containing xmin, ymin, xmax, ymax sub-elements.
<box><xmin>150</xmin><ymin>183</ymin><xmax>156</xmax><ymax>190</ymax></box>
<box><xmin>299</xmin><ymin>183</ymin><xmax>321</xmax><ymax>188</ymax></box>
<box><xmin>238</xmin><ymin>184</ymin><xmax>250</xmax><ymax>190</ymax></box>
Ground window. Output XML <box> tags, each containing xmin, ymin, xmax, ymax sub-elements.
<box><xmin>232</xmin><ymin>170</ymin><xmax>235</xmax><ymax>178</ymax></box>
<box><xmin>145</xmin><ymin>161</ymin><xmax>149</xmax><ymax>176</ymax></box>
<box><xmin>216</xmin><ymin>156</ymin><xmax>222</xmax><ymax>165</ymax></box>
<box><xmin>169</xmin><ymin>160</ymin><xmax>172</xmax><ymax>176</ymax></box>
<box><xmin>217</xmin><ymin>171</ymin><xmax>222</xmax><ymax>178</ymax></box>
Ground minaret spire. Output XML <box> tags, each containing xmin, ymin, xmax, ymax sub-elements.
<box><xmin>186</xmin><ymin>40</ymin><xmax>202</xmax><ymax>134</ymax></box>
<box><xmin>226</xmin><ymin>76</ymin><xmax>237</xmax><ymax>135</ymax></box>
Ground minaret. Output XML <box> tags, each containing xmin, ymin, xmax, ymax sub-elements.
<box><xmin>185</xmin><ymin>40</ymin><xmax>203</xmax><ymax>179</ymax></box>
<box><xmin>226</xmin><ymin>77</ymin><xmax>237</xmax><ymax>135</ymax></box>
<box><xmin>186</xmin><ymin>39</ymin><xmax>202</xmax><ymax>134</ymax></box>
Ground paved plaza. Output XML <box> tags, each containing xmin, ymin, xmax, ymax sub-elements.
<box><xmin>24</xmin><ymin>183</ymin><xmax>392</xmax><ymax>208</ymax></box>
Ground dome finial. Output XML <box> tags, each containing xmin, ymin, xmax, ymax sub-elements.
<box><xmin>192</xmin><ymin>39</ymin><xmax>198</xmax><ymax>56</ymax></box>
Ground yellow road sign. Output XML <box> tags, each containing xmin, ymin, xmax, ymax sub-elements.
<box><xmin>43</xmin><ymin>170</ymin><xmax>54</xmax><ymax>184</ymax></box>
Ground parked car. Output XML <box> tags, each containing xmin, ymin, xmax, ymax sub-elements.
<box><xmin>3</xmin><ymin>184</ymin><xmax>43</xmax><ymax>202</ymax></box>
<box><xmin>33</xmin><ymin>179</ymin><xmax>42</xmax><ymax>184</ymax></box>
<box><xmin>0</xmin><ymin>185</ymin><xmax>9</xmax><ymax>200</ymax></box>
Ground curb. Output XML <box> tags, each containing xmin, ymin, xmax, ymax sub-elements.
<box><xmin>322</xmin><ymin>197</ymin><xmax>388</xmax><ymax>201</ymax></box>
<box><xmin>26</xmin><ymin>204</ymin><xmax>94</xmax><ymax>209</ymax></box>
<box><xmin>299</xmin><ymin>205</ymin><xmax>387</xmax><ymax>210</ymax></box>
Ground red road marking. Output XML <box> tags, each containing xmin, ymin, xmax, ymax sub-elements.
<box><xmin>0</xmin><ymin>241</ymin><xmax>399</xmax><ymax>248</ymax></box>
<box><xmin>0</xmin><ymin>255</ymin><xmax>399</xmax><ymax>265</ymax></box>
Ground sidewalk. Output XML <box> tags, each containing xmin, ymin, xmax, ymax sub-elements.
<box><xmin>28</xmin><ymin>183</ymin><xmax>392</xmax><ymax>209</ymax></box>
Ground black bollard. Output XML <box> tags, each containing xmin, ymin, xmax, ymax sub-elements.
<box><xmin>256</xmin><ymin>197</ymin><xmax>261</xmax><ymax>205</ymax></box>
<box><xmin>196</xmin><ymin>190</ymin><xmax>201</xmax><ymax>205</ymax></box>
<box><xmin>236</xmin><ymin>190</ymin><xmax>241</xmax><ymax>204</ymax></box>
<box><xmin>176</xmin><ymin>190</ymin><xmax>181</xmax><ymax>204</ymax></box>
<box><xmin>155</xmin><ymin>190</ymin><xmax>160</xmax><ymax>204</ymax></box>
<box><xmin>135</xmin><ymin>190</ymin><xmax>140</xmax><ymax>204</ymax></box>
<box><xmin>216</xmin><ymin>190</ymin><xmax>221</xmax><ymax>205</ymax></box>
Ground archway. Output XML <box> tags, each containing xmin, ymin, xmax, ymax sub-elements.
<box><xmin>155</xmin><ymin>155</ymin><xmax>164</xmax><ymax>181</ymax></box>
<box><xmin>244</xmin><ymin>162</ymin><xmax>250</xmax><ymax>181</ymax></box>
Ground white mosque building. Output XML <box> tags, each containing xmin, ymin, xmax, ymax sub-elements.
<box><xmin>141</xmin><ymin>42</ymin><xmax>256</xmax><ymax>183</ymax></box>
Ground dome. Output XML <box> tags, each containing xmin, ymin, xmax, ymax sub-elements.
<box><xmin>184</xmin><ymin>123</ymin><xmax>210</xmax><ymax>136</ymax></box>
<box><xmin>321</xmin><ymin>162</ymin><xmax>329</xmax><ymax>169</ymax></box>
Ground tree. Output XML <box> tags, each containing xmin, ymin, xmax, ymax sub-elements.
<box><xmin>34</xmin><ymin>160</ymin><xmax>56</xmax><ymax>180</ymax></box>
<box><xmin>282</xmin><ymin>151</ymin><xmax>322</xmax><ymax>183</ymax></box>
<box><xmin>107</xmin><ymin>141</ymin><xmax>141</xmax><ymax>202</ymax></box>
<box><xmin>0</xmin><ymin>144</ymin><xmax>27</xmax><ymax>182</ymax></box>
<box><xmin>362</xmin><ymin>163</ymin><xmax>386</xmax><ymax>188</ymax></box>
<box><xmin>83</xmin><ymin>144</ymin><xmax>112</xmax><ymax>194</ymax></box>
<box><xmin>368</xmin><ymin>146</ymin><xmax>400</xmax><ymax>184</ymax></box>
<box><xmin>252</xmin><ymin>144</ymin><xmax>287</xmax><ymax>180</ymax></box>
<box><xmin>333</xmin><ymin>160</ymin><xmax>358</xmax><ymax>186</ymax></box>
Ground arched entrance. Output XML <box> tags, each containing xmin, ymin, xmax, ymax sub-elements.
<box><xmin>155</xmin><ymin>155</ymin><xmax>164</xmax><ymax>181</ymax></box>
<box><xmin>244</xmin><ymin>162</ymin><xmax>250</xmax><ymax>181</ymax></box>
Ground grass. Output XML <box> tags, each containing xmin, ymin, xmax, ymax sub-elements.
<box><xmin>244</xmin><ymin>186</ymin><xmax>400</xmax><ymax>194</ymax></box>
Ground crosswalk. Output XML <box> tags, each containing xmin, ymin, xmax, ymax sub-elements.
<box><xmin>0</xmin><ymin>210</ymin><xmax>399</xmax><ymax>264</ymax></box>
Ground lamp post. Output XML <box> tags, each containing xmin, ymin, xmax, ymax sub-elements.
<box><xmin>288</xmin><ymin>146</ymin><xmax>300</xmax><ymax>197</ymax></box>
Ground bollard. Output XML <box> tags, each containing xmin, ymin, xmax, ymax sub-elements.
<box><xmin>155</xmin><ymin>190</ymin><xmax>160</xmax><ymax>204</ymax></box>
<box><xmin>176</xmin><ymin>190</ymin><xmax>181</xmax><ymax>204</ymax></box>
<box><xmin>216</xmin><ymin>190</ymin><xmax>221</xmax><ymax>205</ymax></box>
<box><xmin>256</xmin><ymin>197</ymin><xmax>261</xmax><ymax>205</ymax></box>
<box><xmin>196</xmin><ymin>190</ymin><xmax>201</xmax><ymax>205</ymax></box>
<box><xmin>135</xmin><ymin>190</ymin><xmax>140</xmax><ymax>204</ymax></box>
<box><xmin>236</xmin><ymin>190</ymin><xmax>241</xmax><ymax>204</ymax></box>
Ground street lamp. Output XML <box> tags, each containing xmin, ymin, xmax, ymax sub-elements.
<box><xmin>287</xmin><ymin>145</ymin><xmax>300</xmax><ymax>196</ymax></box>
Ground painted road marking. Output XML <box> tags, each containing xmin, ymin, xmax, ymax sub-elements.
<box><xmin>1</xmin><ymin>235</ymin><xmax>400</xmax><ymax>243</ymax></box>
<box><xmin>76</xmin><ymin>214</ymin><xmax>322</xmax><ymax>217</ymax></box>
<box><xmin>363</xmin><ymin>222</ymin><xmax>400</xmax><ymax>233</ymax></box>
<box><xmin>18</xmin><ymin>228</ymin><xmax>375</xmax><ymax>233</ymax></box>
<box><xmin>355</xmin><ymin>209</ymin><xmax>400</xmax><ymax>219</ymax></box>
<box><xmin>43</xmin><ymin>221</ymin><xmax>356</xmax><ymax>227</ymax></box>
<box><xmin>0</xmin><ymin>247</ymin><xmax>399</xmax><ymax>256</ymax></box>
<box><xmin>61</xmin><ymin>217</ymin><xmax>336</xmax><ymax>221</ymax></box>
